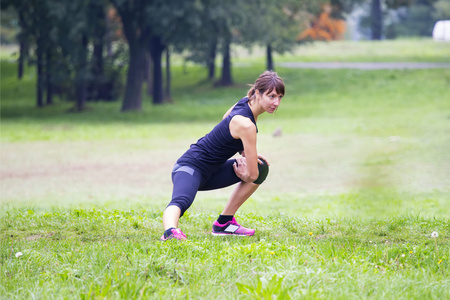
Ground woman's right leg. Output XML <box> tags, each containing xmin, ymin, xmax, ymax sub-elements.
<box><xmin>162</xmin><ymin>206</ymin><xmax>182</xmax><ymax>230</ymax></box>
<box><xmin>163</xmin><ymin>165</ymin><xmax>202</xmax><ymax>231</ymax></box>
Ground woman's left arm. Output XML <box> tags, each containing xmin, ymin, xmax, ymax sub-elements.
<box><xmin>240</xmin><ymin>151</ymin><xmax>270</xmax><ymax>166</ymax></box>
<box><xmin>230</xmin><ymin>116</ymin><xmax>259</xmax><ymax>182</ymax></box>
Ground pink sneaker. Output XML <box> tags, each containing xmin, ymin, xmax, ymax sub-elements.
<box><xmin>211</xmin><ymin>217</ymin><xmax>255</xmax><ymax>236</ymax></box>
<box><xmin>160</xmin><ymin>228</ymin><xmax>187</xmax><ymax>241</ymax></box>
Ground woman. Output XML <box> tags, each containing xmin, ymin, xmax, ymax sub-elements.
<box><xmin>161</xmin><ymin>70</ymin><xmax>285</xmax><ymax>241</ymax></box>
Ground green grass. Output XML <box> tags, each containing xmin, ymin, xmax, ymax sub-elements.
<box><xmin>236</xmin><ymin>38</ymin><xmax>450</xmax><ymax>64</ymax></box>
<box><xmin>2</xmin><ymin>209</ymin><xmax>449</xmax><ymax>299</ymax></box>
<box><xmin>1</xmin><ymin>39</ymin><xmax>450</xmax><ymax>299</ymax></box>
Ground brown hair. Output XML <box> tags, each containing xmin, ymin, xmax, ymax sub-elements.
<box><xmin>247</xmin><ymin>70</ymin><xmax>285</xmax><ymax>98</ymax></box>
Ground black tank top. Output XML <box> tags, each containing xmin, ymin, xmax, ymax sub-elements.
<box><xmin>177</xmin><ymin>97</ymin><xmax>257</xmax><ymax>175</ymax></box>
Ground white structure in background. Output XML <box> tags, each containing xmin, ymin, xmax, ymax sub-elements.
<box><xmin>433</xmin><ymin>20</ymin><xmax>450</xmax><ymax>41</ymax></box>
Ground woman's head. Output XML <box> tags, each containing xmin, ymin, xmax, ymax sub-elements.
<box><xmin>247</xmin><ymin>71</ymin><xmax>285</xmax><ymax>99</ymax></box>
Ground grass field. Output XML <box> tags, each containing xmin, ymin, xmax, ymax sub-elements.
<box><xmin>1</xmin><ymin>39</ymin><xmax>449</xmax><ymax>299</ymax></box>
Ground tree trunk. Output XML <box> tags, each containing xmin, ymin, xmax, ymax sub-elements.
<box><xmin>266</xmin><ymin>44</ymin><xmax>274</xmax><ymax>71</ymax></box>
<box><xmin>207</xmin><ymin>39</ymin><xmax>217</xmax><ymax>80</ymax></box>
<box><xmin>92</xmin><ymin>35</ymin><xmax>104</xmax><ymax>100</ymax></box>
<box><xmin>115</xmin><ymin>5</ymin><xmax>149</xmax><ymax>112</ymax></box>
<box><xmin>219</xmin><ymin>37</ymin><xmax>232</xmax><ymax>86</ymax></box>
<box><xmin>144</xmin><ymin>51</ymin><xmax>153</xmax><ymax>96</ymax></box>
<box><xmin>91</xmin><ymin>3</ymin><xmax>105</xmax><ymax>100</ymax></box>
<box><xmin>105</xmin><ymin>11</ymin><xmax>113</xmax><ymax>58</ymax></box>
<box><xmin>18</xmin><ymin>40</ymin><xmax>25</xmax><ymax>80</ymax></box>
<box><xmin>36</xmin><ymin>38</ymin><xmax>44</xmax><ymax>108</ymax></box>
<box><xmin>76</xmin><ymin>34</ymin><xmax>89</xmax><ymax>111</ymax></box>
<box><xmin>371</xmin><ymin>0</ymin><xmax>382</xmax><ymax>40</ymax></box>
<box><xmin>121</xmin><ymin>44</ymin><xmax>146</xmax><ymax>111</ymax></box>
<box><xmin>165</xmin><ymin>47</ymin><xmax>172</xmax><ymax>103</ymax></box>
<box><xmin>149</xmin><ymin>35</ymin><xmax>165</xmax><ymax>105</ymax></box>
<box><xmin>18</xmin><ymin>11</ymin><xmax>26</xmax><ymax>80</ymax></box>
<box><xmin>46</xmin><ymin>48</ymin><xmax>53</xmax><ymax>105</ymax></box>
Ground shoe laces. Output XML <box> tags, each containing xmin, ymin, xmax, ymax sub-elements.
<box><xmin>172</xmin><ymin>229</ymin><xmax>186</xmax><ymax>240</ymax></box>
<box><xmin>230</xmin><ymin>217</ymin><xmax>240</xmax><ymax>226</ymax></box>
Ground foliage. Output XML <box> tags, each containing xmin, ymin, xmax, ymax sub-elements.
<box><xmin>433</xmin><ymin>0</ymin><xmax>450</xmax><ymax>20</ymax></box>
<box><xmin>0</xmin><ymin>6</ymin><xmax>19</xmax><ymax>45</ymax></box>
<box><xmin>2</xmin><ymin>0</ymin><xmax>369</xmax><ymax>110</ymax></box>
<box><xmin>385</xmin><ymin>3</ymin><xmax>439</xmax><ymax>38</ymax></box>
<box><xmin>240</xmin><ymin>0</ymin><xmax>301</xmax><ymax>54</ymax></box>
<box><xmin>1</xmin><ymin>0</ymin><xmax>125</xmax><ymax>107</ymax></box>
<box><xmin>359</xmin><ymin>0</ymin><xmax>448</xmax><ymax>39</ymax></box>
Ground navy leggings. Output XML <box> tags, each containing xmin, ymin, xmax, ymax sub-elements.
<box><xmin>168</xmin><ymin>159</ymin><xmax>268</xmax><ymax>216</ymax></box>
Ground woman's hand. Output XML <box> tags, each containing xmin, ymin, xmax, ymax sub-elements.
<box><xmin>233</xmin><ymin>154</ymin><xmax>270</xmax><ymax>182</ymax></box>
<box><xmin>233</xmin><ymin>157</ymin><xmax>253</xmax><ymax>182</ymax></box>
<box><xmin>257</xmin><ymin>154</ymin><xmax>270</xmax><ymax>166</ymax></box>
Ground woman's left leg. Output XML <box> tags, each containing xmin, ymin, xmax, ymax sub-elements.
<box><xmin>201</xmin><ymin>159</ymin><xmax>269</xmax><ymax>213</ymax></box>
<box><xmin>201</xmin><ymin>159</ymin><xmax>269</xmax><ymax>236</ymax></box>
<box><xmin>220</xmin><ymin>181</ymin><xmax>259</xmax><ymax>215</ymax></box>
<box><xmin>210</xmin><ymin>181</ymin><xmax>260</xmax><ymax>236</ymax></box>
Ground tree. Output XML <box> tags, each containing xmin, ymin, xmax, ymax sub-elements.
<box><xmin>3</xmin><ymin>0</ymin><xmax>57</xmax><ymax>107</ymax></box>
<box><xmin>89</xmin><ymin>0</ymin><xmax>108</xmax><ymax>100</ymax></box>
<box><xmin>171</xmin><ymin>0</ymin><xmax>249</xmax><ymax>86</ymax></box>
<box><xmin>111</xmin><ymin>0</ymin><xmax>204</xmax><ymax>106</ymax></box>
<box><xmin>243</xmin><ymin>0</ymin><xmax>304</xmax><ymax>71</ymax></box>
<box><xmin>147</xmin><ymin>0</ymin><xmax>212</xmax><ymax>101</ymax></box>
<box><xmin>359</xmin><ymin>0</ymin><xmax>445</xmax><ymax>39</ymax></box>
<box><xmin>219</xmin><ymin>33</ymin><xmax>233</xmax><ymax>86</ymax></box>
<box><xmin>164</xmin><ymin>47</ymin><xmax>172</xmax><ymax>102</ymax></box>
<box><xmin>171</xmin><ymin>0</ymin><xmax>221</xmax><ymax>81</ymax></box>
<box><xmin>110</xmin><ymin>0</ymin><xmax>152</xmax><ymax>111</ymax></box>
<box><xmin>209</xmin><ymin>0</ymin><xmax>249</xmax><ymax>86</ymax></box>
<box><xmin>371</xmin><ymin>0</ymin><xmax>383</xmax><ymax>39</ymax></box>
<box><xmin>385</xmin><ymin>0</ymin><xmax>447</xmax><ymax>38</ymax></box>
<box><xmin>49</xmin><ymin>0</ymin><xmax>104</xmax><ymax>110</ymax></box>
<box><xmin>2</xmin><ymin>0</ymin><xmax>124</xmax><ymax>109</ymax></box>
<box><xmin>149</xmin><ymin>35</ymin><xmax>165</xmax><ymax>104</ymax></box>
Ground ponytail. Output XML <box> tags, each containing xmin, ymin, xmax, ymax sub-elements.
<box><xmin>247</xmin><ymin>85</ymin><xmax>256</xmax><ymax>98</ymax></box>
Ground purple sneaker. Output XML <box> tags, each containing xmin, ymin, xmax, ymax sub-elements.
<box><xmin>160</xmin><ymin>228</ymin><xmax>187</xmax><ymax>241</ymax></box>
<box><xmin>212</xmin><ymin>217</ymin><xmax>255</xmax><ymax>236</ymax></box>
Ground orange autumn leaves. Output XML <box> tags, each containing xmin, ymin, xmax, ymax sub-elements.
<box><xmin>297</xmin><ymin>3</ymin><xmax>347</xmax><ymax>41</ymax></box>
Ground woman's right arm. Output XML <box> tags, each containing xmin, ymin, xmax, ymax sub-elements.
<box><xmin>223</xmin><ymin>103</ymin><xmax>238</xmax><ymax>119</ymax></box>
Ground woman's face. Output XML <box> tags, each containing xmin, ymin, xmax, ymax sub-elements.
<box><xmin>258</xmin><ymin>88</ymin><xmax>283</xmax><ymax>114</ymax></box>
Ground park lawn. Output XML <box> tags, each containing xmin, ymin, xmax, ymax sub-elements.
<box><xmin>1</xmin><ymin>39</ymin><xmax>449</xmax><ymax>298</ymax></box>
<box><xmin>232</xmin><ymin>38</ymin><xmax>450</xmax><ymax>64</ymax></box>
<box><xmin>1</xmin><ymin>208</ymin><xmax>449</xmax><ymax>299</ymax></box>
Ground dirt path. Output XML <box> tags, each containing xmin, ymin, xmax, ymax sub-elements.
<box><xmin>279</xmin><ymin>62</ymin><xmax>450</xmax><ymax>70</ymax></box>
